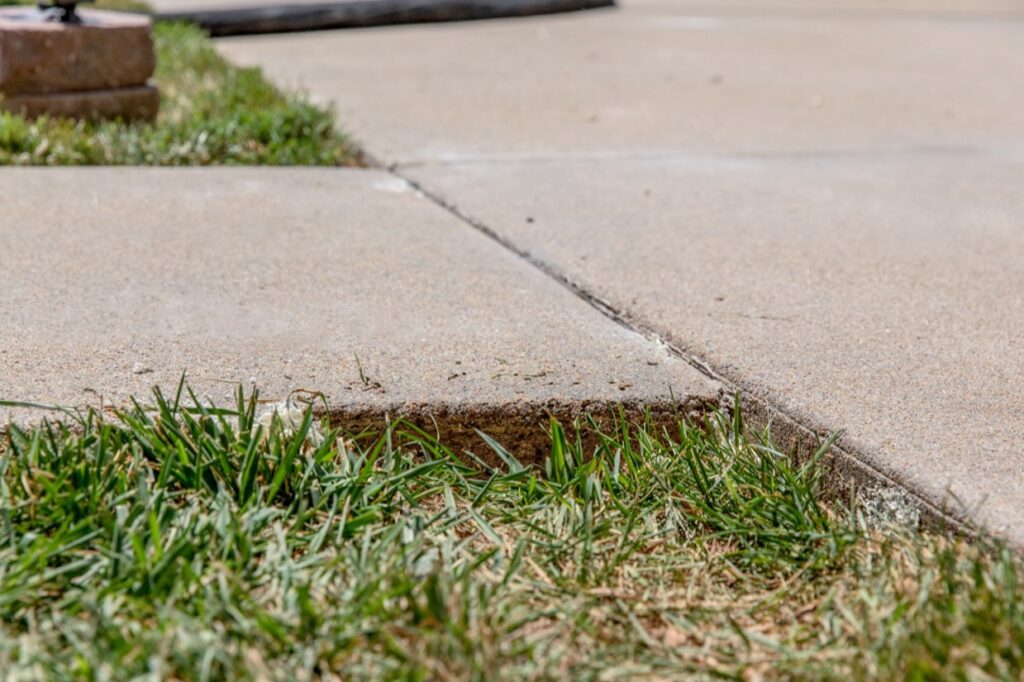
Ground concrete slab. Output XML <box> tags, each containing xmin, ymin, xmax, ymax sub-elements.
<box><xmin>0</xmin><ymin>168</ymin><xmax>721</xmax><ymax>453</ymax></box>
<box><xmin>404</xmin><ymin>149</ymin><xmax>1024</xmax><ymax>542</ymax></box>
<box><xmin>216</xmin><ymin>0</ymin><xmax>1024</xmax><ymax>164</ymax></box>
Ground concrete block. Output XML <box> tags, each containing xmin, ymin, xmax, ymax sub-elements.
<box><xmin>0</xmin><ymin>7</ymin><xmax>155</xmax><ymax>96</ymax></box>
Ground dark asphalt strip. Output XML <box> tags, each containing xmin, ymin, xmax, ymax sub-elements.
<box><xmin>157</xmin><ymin>0</ymin><xmax>615</xmax><ymax>36</ymax></box>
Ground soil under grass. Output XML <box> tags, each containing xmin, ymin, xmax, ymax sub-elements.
<box><xmin>0</xmin><ymin>17</ymin><xmax>357</xmax><ymax>165</ymax></box>
<box><xmin>0</xmin><ymin>389</ymin><xmax>1021</xmax><ymax>680</ymax></box>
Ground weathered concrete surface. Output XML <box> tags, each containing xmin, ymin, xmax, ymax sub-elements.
<box><xmin>0</xmin><ymin>168</ymin><xmax>721</xmax><ymax>453</ymax></box>
<box><xmin>213</xmin><ymin>0</ymin><xmax>1024</xmax><ymax>540</ymax></box>
<box><xmin>217</xmin><ymin>0</ymin><xmax>1024</xmax><ymax>165</ymax></box>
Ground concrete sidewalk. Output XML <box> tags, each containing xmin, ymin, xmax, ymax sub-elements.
<box><xmin>214</xmin><ymin>1</ymin><xmax>1024</xmax><ymax>540</ymax></box>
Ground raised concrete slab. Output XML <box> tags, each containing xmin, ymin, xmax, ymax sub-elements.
<box><xmin>217</xmin><ymin>0</ymin><xmax>1024</xmax><ymax>164</ymax></box>
<box><xmin>0</xmin><ymin>168</ymin><xmax>720</xmax><ymax>455</ymax></box>
<box><xmin>211</xmin><ymin>0</ymin><xmax>1024</xmax><ymax>540</ymax></box>
<box><xmin>405</xmin><ymin>149</ymin><xmax>1024</xmax><ymax>543</ymax></box>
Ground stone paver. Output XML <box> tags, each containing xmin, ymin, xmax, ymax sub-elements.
<box><xmin>0</xmin><ymin>8</ymin><xmax>158</xmax><ymax>120</ymax></box>
<box><xmin>0</xmin><ymin>8</ymin><xmax>154</xmax><ymax>96</ymax></box>
<box><xmin>0</xmin><ymin>168</ymin><xmax>719</xmax><ymax>446</ymax></box>
<box><xmin>214</xmin><ymin>0</ymin><xmax>1024</xmax><ymax>541</ymax></box>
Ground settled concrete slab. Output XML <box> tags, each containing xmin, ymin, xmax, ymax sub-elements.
<box><xmin>0</xmin><ymin>168</ymin><xmax>720</xmax><ymax>456</ymax></box>
<box><xmin>404</xmin><ymin>150</ymin><xmax>1024</xmax><ymax>542</ymax></box>
<box><xmin>217</xmin><ymin>0</ymin><xmax>1024</xmax><ymax>164</ymax></box>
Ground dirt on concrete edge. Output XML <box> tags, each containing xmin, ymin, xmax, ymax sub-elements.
<box><xmin>321</xmin><ymin>394</ymin><xmax>718</xmax><ymax>469</ymax></box>
<box><xmin>320</xmin><ymin>392</ymin><xmax>973</xmax><ymax>538</ymax></box>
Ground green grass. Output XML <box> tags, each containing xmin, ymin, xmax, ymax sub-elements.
<box><xmin>0</xmin><ymin>19</ymin><xmax>358</xmax><ymax>165</ymax></box>
<box><xmin>0</xmin><ymin>388</ymin><xmax>1021</xmax><ymax>680</ymax></box>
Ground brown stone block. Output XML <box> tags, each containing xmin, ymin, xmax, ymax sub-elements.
<box><xmin>1</xmin><ymin>84</ymin><xmax>160</xmax><ymax>121</ymax></box>
<box><xmin>0</xmin><ymin>7</ymin><xmax>155</xmax><ymax>96</ymax></box>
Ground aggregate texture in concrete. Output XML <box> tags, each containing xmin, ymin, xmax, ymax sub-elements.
<box><xmin>213</xmin><ymin>0</ymin><xmax>1024</xmax><ymax>541</ymax></box>
<box><xmin>0</xmin><ymin>168</ymin><xmax>721</xmax><ymax>458</ymax></box>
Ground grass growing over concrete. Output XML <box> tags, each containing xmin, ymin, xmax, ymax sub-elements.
<box><xmin>0</xmin><ymin>389</ymin><xmax>1021</xmax><ymax>680</ymax></box>
<box><xmin>0</xmin><ymin>20</ymin><xmax>357</xmax><ymax>165</ymax></box>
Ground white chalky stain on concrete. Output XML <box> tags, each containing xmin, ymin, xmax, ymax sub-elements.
<box><xmin>373</xmin><ymin>177</ymin><xmax>411</xmax><ymax>194</ymax></box>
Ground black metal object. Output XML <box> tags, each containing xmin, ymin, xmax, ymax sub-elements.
<box><xmin>156</xmin><ymin>0</ymin><xmax>615</xmax><ymax>37</ymax></box>
<box><xmin>37</xmin><ymin>0</ymin><xmax>93</xmax><ymax>24</ymax></box>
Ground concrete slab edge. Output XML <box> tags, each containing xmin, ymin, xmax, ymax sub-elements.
<box><xmin>323</xmin><ymin>395</ymin><xmax>719</xmax><ymax>467</ymax></box>
<box><xmin>1</xmin><ymin>394</ymin><xmax>719</xmax><ymax>473</ymax></box>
